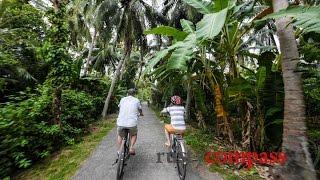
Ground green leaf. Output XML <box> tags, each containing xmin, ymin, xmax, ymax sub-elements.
<box><xmin>261</xmin><ymin>6</ymin><xmax>320</xmax><ymax>34</ymax></box>
<box><xmin>257</xmin><ymin>66</ymin><xmax>266</xmax><ymax>90</ymax></box>
<box><xmin>144</xmin><ymin>26</ymin><xmax>188</xmax><ymax>41</ymax></box>
<box><xmin>265</xmin><ymin>119</ymin><xmax>283</xmax><ymax>128</ymax></box>
<box><xmin>180</xmin><ymin>19</ymin><xmax>195</xmax><ymax>34</ymax></box>
<box><xmin>213</xmin><ymin>0</ymin><xmax>228</xmax><ymax>11</ymax></box>
<box><xmin>146</xmin><ymin>42</ymin><xmax>182</xmax><ymax>70</ymax></box>
<box><xmin>182</xmin><ymin>0</ymin><xmax>214</xmax><ymax>14</ymax></box>
<box><xmin>196</xmin><ymin>8</ymin><xmax>228</xmax><ymax>40</ymax></box>
<box><xmin>228</xmin><ymin>78</ymin><xmax>253</xmax><ymax>96</ymax></box>
<box><xmin>213</xmin><ymin>0</ymin><xmax>236</xmax><ymax>11</ymax></box>
<box><xmin>146</xmin><ymin>48</ymin><xmax>170</xmax><ymax>70</ymax></box>
<box><xmin>266</xmin><ymin>107</ymin><xmax>282</xmax><ymax>117</ymax></box>
<box><xmin>167</xmin><ymin>34</ymin><xmax>197</xmax><ymax>71</ymax></box>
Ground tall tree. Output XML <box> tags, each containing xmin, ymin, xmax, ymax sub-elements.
<box><xmin>101</xmin><ymin>0</ymin><xmax>166</xmax><ymax>118</ymax></box>
<box><xmin>272</xmin><ymin>0</ymin><xmax>317</xmax><ymax>179</ymax></box>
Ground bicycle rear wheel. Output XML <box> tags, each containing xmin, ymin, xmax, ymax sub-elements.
<box><xmin>117</xmin><ymin>135</ymin><xmax>128</xmax><ymax>180</ymax></box>
<box><xmin>176</xmin><ymin>140</ymin><xmax>187</xmax><ymax>180</ymax></box>
<box><xmin>116</xmin><ymin>149</ymin><xmax>125</xmax><ymax>180</ymax></box>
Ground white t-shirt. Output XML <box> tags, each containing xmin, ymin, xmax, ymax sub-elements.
<box><xmin>117</xmin><ymin>96</ymin><xmax>142</xmax><ymax>127</ymax></box>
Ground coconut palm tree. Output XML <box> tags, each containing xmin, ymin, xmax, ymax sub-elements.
<box><xmin>101</xmin><ymin>0</ymin><xmax>167</xmax><ymax>118</ymax></box>
<box><xmin>68</xmin><ymin>0</ymin><xmax>120</xmax><ymax>77</ymax></box>
<box><xmin>271</xmin><ymin>0</ymin><xmax>317</xmax><ymax>179</ymax></box>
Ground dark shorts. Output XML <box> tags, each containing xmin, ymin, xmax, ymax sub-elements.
<box><xmin>117</xmin><ymin>126</ymin><xmax>138</xmax><ymax>137</ymax></box>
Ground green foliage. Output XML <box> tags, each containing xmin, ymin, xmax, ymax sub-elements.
<box><xmin>300</xmin><ymin>32</ymin><xmax>320</xmax><ymax>117</ymax></box>
<box><xmin>0</xmin><ymin>2</ymin><xmax>121</xmax><ymax>176</ymax></box>
<box><xmin>14</xmin><ymin>119</ymin><xmax>115</xmax><ymax>180</ymax></box>
<box><xmin>120</xmin><ymin>53</ymin><xmax>140</xmax><ymax>88</ymax></box>
<box><xmin>184</xmin><ymin>128</ymin><xmax>213</xmax><ymax>153</ymax></box>
<box><xmin>61</xmin><ymin>90</ymin><xmax>100</xmax><ymax>130</ymax></box>
<box><xmin>180</xmin><ymin>19</ymin><xmax>195</xmax><ymax>33</ymax></box>
<box><xmin>192</xmin><ymin>83</ymin><xmax>208</xmax><ymax>115</ymax></box>
<box><xmin>167</xmin><ymin>34</ymin><xmax>197</xmax><ymax>71</ymax></box>
<box><xmin>0</xmin><ymin>0</ymin><xmax>47</xmax><ymax>98</ymax></box>
<box><xmin>137</xmin><ymin>86</ymin><xmax>151</xmax><ymax>102</ymax></box>
<box><xmin>144</xmin><ymin>26</ymin><xmax>188</xmax><ymax>41</ymax></box>
<box><xmin>263</xmin><ymin>6</ymin><xmax>320</xmax><ymax>34</ymax></box>
<box><xmin>195</xmin><ymin>8</ymin><xmax>228</xmax><ymax>40</ymax></box>
<box><xmin>0</xmin><ymin>78</ymin><xmax>113</xmax><ymax>178</ymax></box>
<box><xmin>308</xmin><ymin>128</ymin><xmax>320</xmax><ymax>172</ymax></box>
<box><xmin>182</xmin><ymin>0</ymin><xmax>214</xmax><ymax>14</ymax></box>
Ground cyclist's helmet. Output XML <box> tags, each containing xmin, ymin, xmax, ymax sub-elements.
<box><xmin>171</xmin><ymin>95</ymin><xmax>182</xmax><ymax>105</ymax></box>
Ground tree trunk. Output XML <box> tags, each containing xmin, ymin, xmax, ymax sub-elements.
<box><xmin>119</xmin><ymin>59</ymin><xmax>126</xmax><ymax>80</ymax></box>
<box><xmin>272</xmin><ymin>0</ymin><xmax>317</xmax><ymax>179</ymax></box>
<box><xmin>80</xmin><ymin>29</ymin><xmax>97</xmax><ymax>78</ymax></box>
<box><xmin>101</xmin><ymin>51</ymin><xmax>130</xmax><ymax>118</ymax></box>
<box><xmin>206</xmin><ymin>70</ymin><xmax>234</xmax><ymax>143</ymax></box>
<box><xmin>136</xmin><ymin>48</ymin><xmax>144</xmax><ymax>85</ymax></box>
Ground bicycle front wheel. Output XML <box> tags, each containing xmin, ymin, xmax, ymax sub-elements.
<box><xmin>176</xmin><ymin>140</ymin><xmax>187</xmax><ymax>180</ymax></box>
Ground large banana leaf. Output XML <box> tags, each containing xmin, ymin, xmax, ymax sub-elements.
<box><xmin>262</xmin><ymin>6</ymin><xmax>320</xmax><ymax>33</ymax></box>
<box><xmin>145</xmin><ymin>43</ymin><xmax>179</xmax><ymax>70</ymax></box>
<box><xmin>167</xmin><ymin>34</ymin><xmax>197</xmax><ymax>71</ymax></box>
<box><xmin>180</xmin><ymin>19</ymin><xmax>195</xmax><ymax>34</ymax></box>
<box><xmin>144</xmin><ymin>26</ymin><xmax>188</xmax><ymax>41</ymax></box>
<box><xmin>195</xmin><ymin>8</ymin><xmax>228</xmax><ymax>40</ymax></box>
<box><xmin>182</xmin><ymin>0</ymin><xmax>214</xmax><ymax>14</ymax></box>
<box><xmin>146</xmin><ymin>49</ymin><xmax>170</xmax><ymax>70</ymax></box>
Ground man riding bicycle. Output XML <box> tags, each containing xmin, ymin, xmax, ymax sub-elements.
<box><xmin>161</xmin><ymin>95</ymin><xmax>186</xmax><ymax>147</ymax></box>
<box><xmin>116</xmin><ymin>88</ymin><xmax>143</xmax><ymax>156</ymax></box>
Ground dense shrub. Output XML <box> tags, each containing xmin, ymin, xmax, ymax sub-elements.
<box><xmin>0</xmin><ymin>78</ymin><xmax>121</xmax><ymax>178</ymax></box>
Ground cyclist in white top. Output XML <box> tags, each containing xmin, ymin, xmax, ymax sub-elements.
<box><xmin>116</xmin><ymin>88</ymin><xmax>143</xmax><ymax>155</ymax></box>
<box><xmin>161</xmin><ymin>95</ymin><xmax>186</xmax><ymax>147</ymax></box>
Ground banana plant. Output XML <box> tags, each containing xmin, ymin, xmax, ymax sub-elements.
<box><xmin>144</xmin><ymin>0</ymin><xmax>236</xmax><ymax>139</ymax></box>
<box><xmin>227</xmin><ymin>65</ymin><xmax>267</xmax><ymax>150</ymax></box>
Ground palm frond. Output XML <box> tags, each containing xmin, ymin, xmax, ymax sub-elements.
<box><xmin>92</xmin><ymin>47</ymin><xmax>120</xmax><ymax>73</ymax></box>
<box><xmin>262</xmin><ymin>6</ymin><xmax>320</xmax><ymax>33</ymax></box>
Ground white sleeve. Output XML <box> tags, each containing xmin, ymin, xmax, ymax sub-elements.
<box><xmin>137</xmin><ymin>100</ymin><xmax>142</xmax><ymax>110</ymax></box>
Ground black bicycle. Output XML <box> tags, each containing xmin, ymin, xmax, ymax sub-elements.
<box><xmin>116</xmin><ymin>129</ymin><xmax>131</xmax><ymax>180</ymax></box>
<box><xmin>171</xmin><ymin>133</ymin><xmax>187</xmax><ymax>180</ymax></box>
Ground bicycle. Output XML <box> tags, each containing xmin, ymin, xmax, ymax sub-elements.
<box><xmin>170</xmin><ymin>132</ymin><xmax>187</xmax><ymax>180</ymax></box>
<box><xmin>116</xmin><ymin>129</ymin><xmax>131</xmax><ymax>180</ymax></box>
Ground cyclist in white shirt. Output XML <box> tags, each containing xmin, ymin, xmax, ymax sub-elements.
<box><xmin>116</xmin><ymin>88</ymin><xmax>143</xmax><ymax>155</ymax></box>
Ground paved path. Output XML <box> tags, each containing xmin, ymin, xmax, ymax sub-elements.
<box><xmin>73</xmin><ymin>103</ymin><xmax>222</xmax><ymax>180</ymax></box>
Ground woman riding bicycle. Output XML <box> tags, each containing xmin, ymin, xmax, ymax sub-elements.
<box><xmin>161</xmin><ymin>95</ymin><xmax>186</xmax><ymax>147</ymax></box>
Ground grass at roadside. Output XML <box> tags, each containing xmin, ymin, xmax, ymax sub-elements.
<box><xmin>13</xmin><ymin>118</ymin><xmax>115</xmax><ymax>180</ymax></box>
<box><xmin>184</xmin><ymin>128</ymin><xmax>262</xmax><ymax>180</ymax></box>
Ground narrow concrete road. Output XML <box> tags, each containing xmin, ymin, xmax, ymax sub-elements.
<box><xmin>73</xmin><ymin>103</ymin><xmax>222</xmax><ymax>180</ymax></box>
